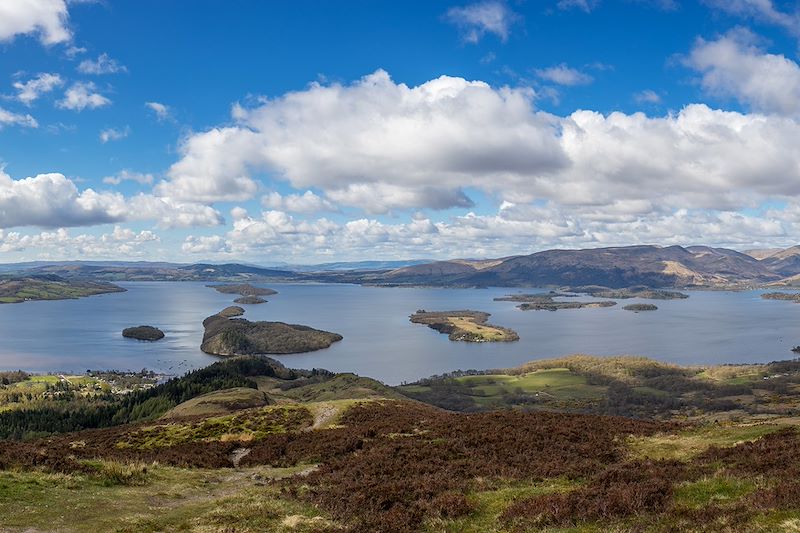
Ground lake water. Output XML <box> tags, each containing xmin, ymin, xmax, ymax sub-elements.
<box><xmin>0</xmin><ymin>282</ymin><xmax>798</xmax><ymax>385</ymax></box>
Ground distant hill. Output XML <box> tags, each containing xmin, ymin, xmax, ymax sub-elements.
<box><xmin>19</xmin><ymin>262</ymin><xmax>296</xmax><ymax>282</ymax></box>
<box><xmin>7</xmin><ymin>243</ymin><xmax>800</xmax><ymax>288</ymax></box>
<box><xmin>368</xmin><ymin>245</ymin><xmax>779</xmax><ymax>288</ymax></box>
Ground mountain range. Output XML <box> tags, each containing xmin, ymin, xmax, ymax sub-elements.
<box><xmin>5</xmin><ymin>244</ymin><xmax>800</xmax><ymax>289</ymax></box>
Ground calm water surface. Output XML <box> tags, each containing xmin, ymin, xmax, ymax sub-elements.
<box><xmin>0</xmin><ymin>282</ymin><xmax>797</xmax><ymax>384</ymax></box>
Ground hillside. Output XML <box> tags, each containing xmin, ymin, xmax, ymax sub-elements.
<box><xmin>372</xmin><ymin>245</ymin><xmax>779</xmax><ymax>288</ymax></box>
<box><xmin>0</xmin><ymin>275</ymin><xmax>125</xmax><ymax>304</ymax></box>
<box><xmin>4</xmin><ymin>356</ymin><xmax>800</xmax><ymax>531</ymax></box>
<box><xmin>7</xmin><ymin>243</ymin><xmax>800</xmax><ymax>290</ymax></box>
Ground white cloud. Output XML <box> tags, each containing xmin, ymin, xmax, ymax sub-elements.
<box><xmin>160</xmin><ymin>70</ymin><xmax>800</xmax><ymax>222</ymax></box>
<box><xmin>0</xmin><ymin>170</ymin><xmax>125</xmax><ymax>228</ymax></box>
<box><xmin>144</xmin><ymin>101</ymin><xmax>171</xmax><ymax>121</ymax></box>
<box><xmin>703</xmin><ymin>0</ymin><xmax>799</xmax><ymax>37</ymax></box>
<box><xmin>0</xmin><ymin>169</ymin><xmax>222</xmax><ymax>230</ymax></box>
<box><xmin>78</xmin><ymin>53</ymin><xmax>127</xmax><ymax>75</ymax></box>
<box><xmin>181</xmin><ymin>235</ymin><xmax>228</xmax><ymax>254</ymax></box>
<box><xmin>102</xmin><ymin>170</ymin><xmax>153</xmax><ymax>186</ymax></box>
<box><xmin>445</xmin><ymin>1</ymin><xmax>518</xmax><ymax>43</ymax></box>
<box><xmin>161</xmin><ymin>70</ymin><xmax>565</xmax><ymax>208</ymax></box>
<box><xmin>57</xmin><ymin>81</ymin><xmax>111</xmax><ymax>111</ymax></box>
<box><xmin>99</xmin><ymin>126</ymin><xmax>129</xmax><ymax>143</ymax></box>
<box><xmin>180</xmin><ymin>201</ymin><xmax>800</xmax><ymax>262</ymax></box>
<box><xmin>13</xmin><ymin>73</ymin><xmax>63</xmax><ymax>105</ymax></box>
<box><xmin>557</xmin><ymin>0</ymin><xmax>599</xmax><ymax>13</ymax></box>
<box><xmin>261</xmin><ymin>191</ymin><xmax>336</xmax><ymax>214</ymax></box>
<box><xmin>64</xmin><ymin>44</ymin><xmax>86</xmax><ymax>58</ymax></box>
<box><xmin>634</xmin><ymin>89</ymin><xmax>662</xmax><ymax>104</ymax></box>
<box><xmin>126</xmin><ymin>195</ymin><xmax>224</xmax><ymax>229</ymax></box>
<box><xmin>535</xmin><ymin>64</ymin><xmax>594</xmax><ymax>86</ymax></box>
<box><xmin>0</xmin><ymin>107</ymin><xmax>38</xmax><ymax>129</ymax></box>
<box><xmin>0</xmin><ymin>226</ymin><xmax>160</xmax><ymax>257</ymax></box>
<box><xmin>686</xmin><ymin>30</ymin><xmax>800</xmax><ymax>115</ymax></box>
<box><xmin>0</xmin><ymin>0</ymin><xmax>71</xmax><ymax>45</ymax></box>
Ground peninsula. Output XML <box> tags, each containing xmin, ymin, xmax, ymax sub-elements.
<box><xmin>0</xmin><ymin>276</ymin><xmax>125</xmax><ymax>304</ymax></box>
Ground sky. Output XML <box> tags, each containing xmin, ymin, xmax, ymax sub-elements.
<box><xmin>2</xmin><ymin>0</ymin><xmax>800</xmax><ymax>264</ymax></box>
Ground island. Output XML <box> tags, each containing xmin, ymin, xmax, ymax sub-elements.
<box><xmin>622</xmin><ymin>304</ymin><xmax>658</xmax><ymax>312</ymax></box>
<box><xmin>409</xmin><ymin>310</ymin><xmax>519</xmax><ymax>342</ymax></box>
<box><xmin>568</xmin><ymin>286</ymin><xmax>689</xmax><ymax>300</ymax></box>
<box><xmin>122</xmin><ymin>325</ymin><xmax>165</xmax><ymax>341</ymax></box>
<box><xmin>494</xmin><ymin>294</ymin><xmax>617</xmax><ymax>311</ymax></box>
<box><xmin>201</xmin><ymin>309</ymin><xmax>342</xmax><ymax>355</ymax></box>
<box><xmin>761</xmin><ymin>292</ymin><xmax>800</xmax><ymax>302</ymax></box>
<box><xmin>0</xmin><ymin>276</ymin><xmax>125</xmax><ymax>304</ymax></box>
<box><xmin>233</xmin><ymin>296</ymin><xmax>267</xmax><ymax>305</ymax></box>
<box><xmin>208</xmin><ymin>283</ymin><xmax>277</xmax><ymax>296</ymax></box>
<box><xmin>218</xmin><ymin>306</ymin><xmax>245</xmax><ymax>318</ymax></box>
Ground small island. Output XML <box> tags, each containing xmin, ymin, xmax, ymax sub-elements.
<box><xmin>209</xmin><ymin>283</ymin><xmax>277</xmax><ymax>296</ymax></box>
<box><xmin>761</xmin><ymin>292</ymin><xmax>800</xmax><ymax>302</ymax></box>
<box><xmin>409</xmin><ymin>310</ymin><xmax>519</xmax><ymax>342</ymax></box>
<box><xmin>233</xmin><ymin>295</ymin><xmax>267</xmax><ymax>305</ymax></box>
<box><xmin>201</xmin><ymin>309</ymin><xmax>342</xmax><ymax>356</ymax></box>
<box><xmin>494</xmin><ymin>294</ymin><xmax>616</xmax><ymax>311</ymax></box>
<box><xmin>568</xmin><ymin>286</ymin><xmax>689</xmax><ymax>300</ymax></box>
<box><xmin>122</xmin><ymin>325</ymin><xmax>165</xmax><ymax>341</ymax></box>
<box><xmin>622</xmin><ymin>304</ymin><xmax>658</xmax><ymax>312</ymax></box>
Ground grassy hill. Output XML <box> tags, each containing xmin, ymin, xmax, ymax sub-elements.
<box><xmin>0</xmin><ymin>275</ymin><xmax>124</xmax><ymax>304</ymax></box>
<box><xmin>5</xmin><ymin>355</ymin><xmax>800</xmax><ymax>531</ymax></box>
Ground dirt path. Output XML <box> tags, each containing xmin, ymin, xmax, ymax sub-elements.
<box><xmin>309</xmin><ymin>404</ymin><xmax>339</xmax><ymax>431</ymax></box>
<box><xmin>229</xmin><ymin>447</ymin><xmax>251</xmax><ymax>467</ymax></box>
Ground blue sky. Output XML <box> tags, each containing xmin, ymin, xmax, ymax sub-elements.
<box><xmin>2</xmin><ymin>0</ymin><xmax>800</xmax><ymax>263</ymax></box>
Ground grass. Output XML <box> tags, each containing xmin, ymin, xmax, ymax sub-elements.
<box><xmin>673</xmin><ymin>476</ymin><xmax>756</xmax><ymax>508</ymax></box>
<box><xmin>447</xmin><ymin>317</ymin><xmax>512</xmax><ymax>342</ymax></box>
<box><xmin>424</xmin><ymin>478</ymin><xmax>580</xmax><ymax>533</ymax></box>
<box><xmin>162</xmin><ymin>387</ymin><xmax>271</xmax><ymax>418</ymax></box>
<box><xmin>117</xmin><ymin>404</ymin><xmax>312</xmax><ymax>449</ymax></box>
<box><xmin>0</xmin><ymin>463</ymin><xmax>326</xmax><ymax>532</ymax></box>
<box><xmin>452</xmin><ymin>368</ymin><xmax>606</xmax><ymax>401</ymax></box>
<box><xmin>627</xmin><ymin>423</ymin><xmax>785</xmax><ymax>461</ymax></box>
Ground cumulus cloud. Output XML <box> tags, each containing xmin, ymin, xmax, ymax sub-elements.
<box><xmin>161</xmin><ymin>70</ymin><xmax>566</xmax><ymax>208</ymax></box>
<box><xmin>13</xmin><ymin>73</ymin><xmax>63</xmax><ymax>105</ymax></box>
<box><xmin>181</xmin><ymin>235</ymin><xmax>228</xmax><ymax>254</ymax></box>
<box><xmin>703</xmin><ymin>0</ymin><xmax>799</xmax><ymax>37</ymax></box>
<box><xmin>77</xmin><ymin>53</ymin><xmax>127</xmax><ymax>75</ymax></box>
<box><xmin>166</xmin><ymin>74</ymin><xmax>800</xmax><ymax>259</ymax></box>
<box><xmin>634</xmin><ymin>89</ymin><xmax>662</xmax><ymax>104</ymax></box>
<box><xmin>57</xmin><ymin>81</ymin><xmax>111</xmax><ymax>111</ymax></box>
<box><xmin>0</xmin><ymin>169</ymin><xmax>222</xmax><ymax>230</ymax></box>
<box><xmin>179</xmin><ymin>200</ymin><xmax>800</xmax><ymax>262</ymax></box>
<box><xmin>686</xmin><ymin>30</ymin><xmax>800</xmax><ymax>115</ymax></box>
<box><xmin>557</xmin><ymin>0</ymin><xmax>599</xmax><ymax>13</ymax></box>
<box><xmin>535</xmin><ymin>64</ymin><xmax>594</xmax><ymax>86</ymax></box>
<box><xmin>0</xmin><ymin>170</ymin><xmax>125</xmax><ymax>228</ymax></box>
<box><xmin>445</xmin><ymin>1</ymin><xmax>519</xmax><ymax>43</ymax></box>
<box><xmin>0</xmin><ymin>107</ymin><xmax>38</xmax><ymax>129</ymax></box>
<box><xmin>102</xmin><ymin>170</ymin><xmax>153</xmax><ymax>186</ymax></box>
<box><xmin>126</xmin><ymin>195</ymin><xmax>224</xmax><ymax>229</ymax></box>
<box><xmin>0</xmin><ymin>226</ymin><xmax>160</xmax><ymax>257</ymax></box>
<box><xmin>99</xmin><ymin>126</ymin><xmax>129</xmax><ymax>143</ymax></box>
<box><xmin>145</xmin><ymin>101</ymin><xmax>171</xmax><ymax>121</ymax></box>
<box><xmin>0</xmin><ymin>0</ymin><xmax>71</xmax><ymax>45</ymax></box>
<box><xmin>261</xmin><ymin>190</ymin><xmax>336</xmax><ymax>214</ymax></box>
